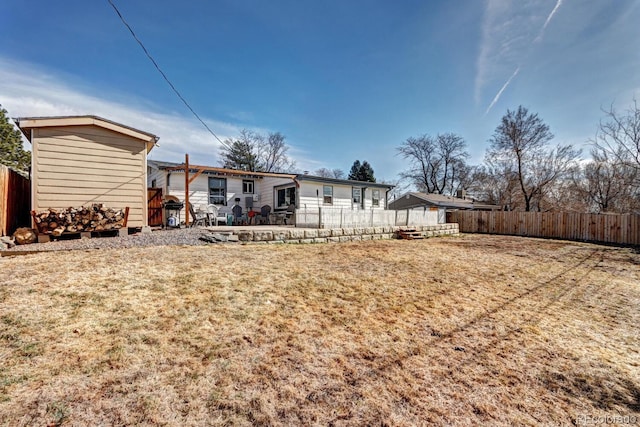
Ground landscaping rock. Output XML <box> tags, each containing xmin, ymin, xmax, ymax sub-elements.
<box><xmin>253</xmin><ymin>231</ymin><xmax>274</xmax><ymax>242</ymax></box>
<box><xmin>304</xmin><ymin>229</ymin><xmax>318</xmax><ymax>239</ymax></box>
<box><xmin>1</xmin><ymin>236</ymin><xmax>16</xmax><ymax>249</ymax></box>
<box><xmin>288</xmin><ymin>229</ymin><xmax>306</xmax><ymax>239</ymax></box>
<box><xmin>317</xmin><ymin>229</ymin><xmax>331</xmax><ymax>238</ymax></box>
<box><xmin>235</xmin><ymin>231</ymin><xmax>254</xmax><ymax>242</ymax></box>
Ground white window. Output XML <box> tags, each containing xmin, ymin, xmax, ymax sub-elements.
<box><xmin>352</xmin><ymin>187</ymin><xmax>361</xmax><ymax>204</ymax></box>
<box><xmin>209</xmin><ymin>177</ymin><xmax>227</xmax><ymax>205</ymax></box>
<box><xmin>323</xmin><ymin>185</ymin><xmax>333</xmax><ymax>205</ymax></box>
<box><xmin>276</xmin><ymin>186</ymin><xmax>296</xmax><ymax>208</ymax></box>
<box><xmin>372</xmin><ymin>189</ymin><xmax>380</xmax><ymax>207</ymax></box>
<box><xmin>243</xmin><ymin>180</ymin><xmax>254</xmax><ymax>194</ymax></box>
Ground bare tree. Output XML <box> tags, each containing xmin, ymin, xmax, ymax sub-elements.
<box><xmin>487</xmin><ymin>106</ymin><xmax>580</xmax><ymax>211</ymax></box>
<box><xmin>594</xmin><ymin>100</ymin><xmax>640</xmax><ymax>175</ymax></box>
<box><xmin>397</xmin><ymin>133</ymin><xmax>469</xmax><ymax>194</ymax></box>
<box><xmin>259</xmin><ymin>132</ymin><xmax>296</xmax><ymax>173</ymax></box>
<box><xmin>220</xmin><ymin>129</ymin><xmax>295</xmax><ymax>172</ymax></box>
<box><xmin>572</xmin><ymin>145</ymin><xmax>638</xmax><ymax>213</ymax></box>
<box><xmin>468</xmin><ymin>163</ymin><xmax>520</xmax><ymax>210</ymax></box>
<box><xmin>315</xmin><ymin>167</ymin><xmax>345</xmax><ymax>179</ymax></box>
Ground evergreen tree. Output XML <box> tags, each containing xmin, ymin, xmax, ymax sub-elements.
<box><xmin>348</xmin><ymin>160</ymin><xmax>362</xmax><ymax>180</ymax></box>
<box><xmin>0</xmin><ymin>107</ymin><xmax>31</xmax><ymax>174</ymax></box>
<box><xmin>348</xmin><ymin>160</ymin><xmax>376</xmax><ymax>182</ymax></box>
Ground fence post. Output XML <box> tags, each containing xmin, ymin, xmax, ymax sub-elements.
<box><xmin>318</xmin><ymin>207</ymin><xmax>322</xmax><ymax>229</ymax></box>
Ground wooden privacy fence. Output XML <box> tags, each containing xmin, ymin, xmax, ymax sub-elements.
<box><xmin>447</xmin><ymin>211</ymin><xmax>640</xmax><ymax>246</ymax></box>
<box><xmin>0</xmin><ymin>165</ymin><xmax>31</xmax><ymax>236</ymax></box>
<box><xmin>295</xmin><ymin>208</ymin><xmax>439</xmax><ymax>229</ymax></box>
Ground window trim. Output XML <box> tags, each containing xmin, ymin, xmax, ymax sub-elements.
<box><xmin>208</xmin><ymin>176</ymin><xmax>227</xmax><ymax>206</ymax></box>
<box><xmin>242</xmin><ymin>179</ymin><xmax>254</xmax><ymax>194</ymax></box>
<box><xmin>323</xmin><ymin>185</ymin><xmax>333</xmax><ymax>205</ymax></box>
<box><xmin>352</xmin><ymin>187</ymin><xmax>362</xmax><ymax>205</ymax></box>
<box><xmin>275</xmin><ymin>185</ymin><xmax>296</xmax><ymax>209</ymax></box>
<box><xmin>372</xmin><ymin>189</ymin><xmax>380</xmax><ymax>207</ymax></box>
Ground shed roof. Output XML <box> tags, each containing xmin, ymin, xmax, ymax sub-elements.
<box><xmin>16</xmin><ymin>115</ymin><xmax>159</xmax><ymax>152</ymax></box>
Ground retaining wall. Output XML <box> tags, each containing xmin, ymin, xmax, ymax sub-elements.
<box><xmin>234</xmin><ymin>223</ymin><xmax>459</xmax><ymax>244</ymax></box>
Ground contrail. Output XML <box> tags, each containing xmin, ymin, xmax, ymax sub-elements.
<box><xmin>483</xmin><ymin>1</ymin><xmax>563</xmax><ymax>114</ymax></box>
<box><xmin>484</xmin><ymin>67</ymin><xmax>520</xmax><ymax>116</ymax></box>
<box><xmin>535</xmin><ymin>0</ymin><xmax>563</xmax><ymax>42</ymax></box>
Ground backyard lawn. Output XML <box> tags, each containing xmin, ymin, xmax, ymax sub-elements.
<box><xmin>0</xmin><ymin>234</ymin><xmax>638</xmax><ymax>426</ymax></box>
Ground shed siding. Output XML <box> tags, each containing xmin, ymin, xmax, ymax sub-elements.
<box><xmin>33</xmin><ymin>126</ymin><xmax>148</xmax><ymax>227</ymax></box>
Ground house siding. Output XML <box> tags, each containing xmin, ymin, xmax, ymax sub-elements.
<box><xmin>259</xmin><ymin>176</ymin><xmax>295</xmax><ymax>210</ymax></box>
<box><xmin>147</xmin><ymin>166</ymin><xmax>166</xmax><ymax>192</ymax></box>
<box><xmin>298</xmin><ymin>182</ymin><xmax>387</xmax><ymax>210</ymax></box>
<box><xmin>32</xmin><ymin>125</ymin><xmax>148</xmax><ymax>227</ymax></box>
<box><xmin>163</xmin><ymin>172</ymin><xmax>280</xmax><ymax>220</ymax></box>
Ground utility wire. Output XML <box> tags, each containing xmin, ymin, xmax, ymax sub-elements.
<box><xmin>106</xmin><ymin>0</ymin><xmax>228</xmax><ymax>147</ymax></box>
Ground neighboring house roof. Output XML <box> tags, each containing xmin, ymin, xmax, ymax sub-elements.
<box><xmin>16</xmin><ymin>115</ymin><xmax>159</xmax><ymax>152</ymax></box>
<box><xmin>390</xmin><ymin>192</ymin><xmax>500</xmax><ymax>210</ymax></box>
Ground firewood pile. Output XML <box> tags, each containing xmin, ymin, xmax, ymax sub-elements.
<box><xmin>32</xmin><ymin>204</ymin><xmax>129</xmax><ymax>236</ymax></box>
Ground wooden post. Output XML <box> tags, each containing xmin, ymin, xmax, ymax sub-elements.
<box><xmin>185</xmin><ymin>153</ymin><xmax>189</xmax><ymax>227</ymax></box>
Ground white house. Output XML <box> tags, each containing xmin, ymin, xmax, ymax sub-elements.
<box><xmin>147</xmin><ymin>160</ymin><xmax>394</xmax><ymax>225</ymax></box>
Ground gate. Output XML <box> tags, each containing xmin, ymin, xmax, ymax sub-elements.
<box><xmin>147</xmin><ymin>188</ymin><xmax>163</xmax><ymax>227</ymax></box>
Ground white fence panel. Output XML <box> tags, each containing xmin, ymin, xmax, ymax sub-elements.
<box><xmin>295</xmin><ymin>208</ymin><xmax>439</xmax><ymax>228</ymax></box>
<box><xmin>407</xmin><ymin>209</ymin><xmax>439</xmax><ymax>226</ymax></box>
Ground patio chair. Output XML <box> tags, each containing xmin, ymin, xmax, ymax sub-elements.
<box><xmin>284</xmin><ymin>203</ymin><xmax>296</xmax><ymax>225</ymax></box>
<box><xmin>259</xmin><ymin>205</ymin><xmax>271</xmax><ymax>225</ymax></box>
<box><xmin>232</xmin><ymin>204</ymin><xmax>244</xmax><ymax>225</ymax></box>
<box><xmin>206</xmin><ymin>204</ymin><xmax>227</xmax><ymax>226</ymax></box>
<box><xmin>188</xmin><ymin>203</ymin><xmax>207</xmax><ymax>227</ymax></box>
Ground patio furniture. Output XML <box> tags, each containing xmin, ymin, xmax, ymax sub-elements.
<box><xmin>270</xmin><ymin>211</ymin><xmax>286</xmax><ymax>225</ymax></box>
<box><xmin>247</xmin><ymin>209</ymin><xmax>259</xmax><ymax>225</ymax></box>
<box><xmin>232</xmin><ymin>204</ymin><xmax>245</xmax><ymax>225</ymax></box>
<box><xmin>188</xmin><ymin>203</ymin><xmax>208</xmax><ymax>227</ymax></box>
<box><xmin>206</xmin><ymin>204</ymin><xmax>227</xmax><ymax>226</ymax></box>
<box><xmin>284</xmin><ymin>203</ymin><xmax>296</xmax><ymax>225</ymax></box>
<box><xmin>259</xmin><ymin>205</ymin><xmax>271</xmax><ymax>225</ymax></box>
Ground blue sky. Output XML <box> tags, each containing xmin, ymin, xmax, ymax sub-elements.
<box><xmin>1</xmin><ymin>0</ymin><xmax>639</xmax><ymax>183</ymax></box>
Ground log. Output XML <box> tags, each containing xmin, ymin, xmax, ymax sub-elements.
<box><xmin>31</xmin><ymin>204</ymin><xmax>130</xmax><ymax>235</ymax></box>
<box><xmin>13</xmin><ymin>228</ymin><xmax>37</xmax><ymax>245</ymax></box>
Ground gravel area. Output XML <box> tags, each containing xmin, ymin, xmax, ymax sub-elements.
<box><xmin>1</xmin><ymin>228</ymin><xmax>224</xmax><ymax>253</ymax></box>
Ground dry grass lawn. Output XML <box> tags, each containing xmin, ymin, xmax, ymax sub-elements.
<box><xmin>0</xmin><ymin>234</ymin><xmax>639</xmax><ymax>426</ymax></box>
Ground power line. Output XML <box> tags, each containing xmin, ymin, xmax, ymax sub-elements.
<box><xmin>106</xmin><ymin>0</ymin><xmax>228</xmax><ymax>147</ymax></box>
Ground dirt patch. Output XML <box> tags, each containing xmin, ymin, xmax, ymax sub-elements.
<box><xmin>0</xmin><ymin>235</ymin><xmax>638</xmax><ymax>425</ymax></box>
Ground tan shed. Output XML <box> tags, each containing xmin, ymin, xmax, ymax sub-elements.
<box><xmin>17</xmin><ymin>115</ymin><xmax>158</xmax><ymax>228</ymax></box>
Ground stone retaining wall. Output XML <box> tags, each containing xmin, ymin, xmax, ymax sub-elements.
<box><xmin>234</xmin><ymin>223</ymin><xmax>459</xmax><ymax>244</ymax></box>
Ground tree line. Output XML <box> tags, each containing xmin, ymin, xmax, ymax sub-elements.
<box><xmin>2</xmin><ymin>100</ymin><xmax>638</xmax><ymax>213</ymax></box>
<box><xmin>397</xmin><ymin>103</ymin><xmax>640</xmax><ymax>213</ymax></box>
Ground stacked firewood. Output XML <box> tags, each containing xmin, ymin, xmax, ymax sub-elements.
<box><xmin>32</xmin><ymin>204</ymin><xmax>128</xmax><ymax>236</ymax></box>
